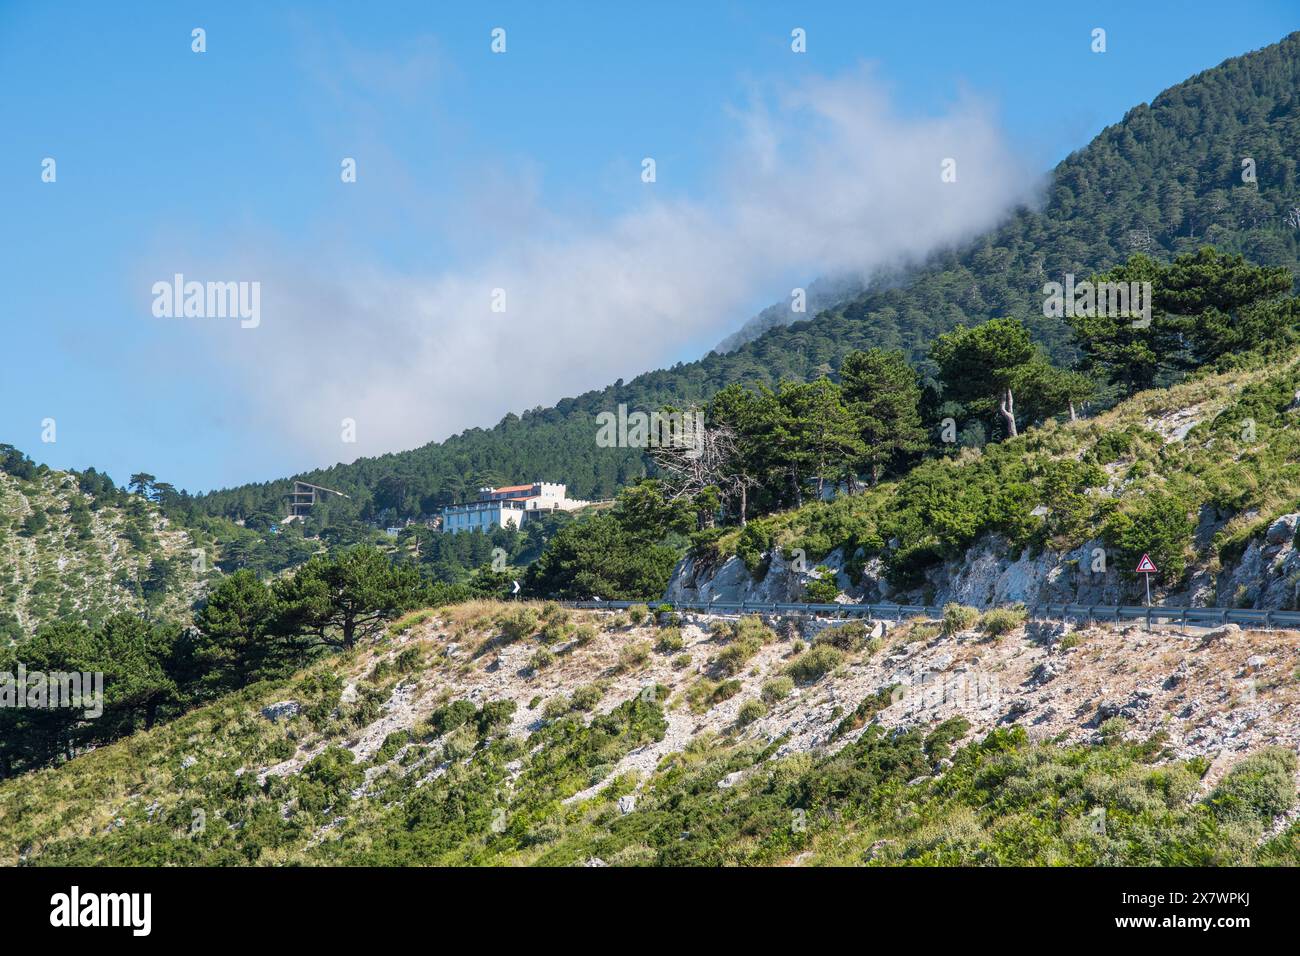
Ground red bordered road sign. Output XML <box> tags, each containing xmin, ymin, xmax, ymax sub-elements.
<box><xmin>1135</xmin><ymin>553</ymin><xmax>1158</xmax><ymax>574</ymax></box>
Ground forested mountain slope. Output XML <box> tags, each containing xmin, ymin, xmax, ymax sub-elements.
<box><xmin>713</xmin><ymin>273</ymin><xmax>866</xmax><ymax>353</ymax></box>
<box><xmin>190</xmin><ymin>34</ymin><xmax>1300</xmax><ymax>528</ymax></box>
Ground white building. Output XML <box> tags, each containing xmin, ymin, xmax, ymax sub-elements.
<box><xmin>440</xmin><ymin>482</ymin><xmax>590</xmax><ymax>533</ymax></box>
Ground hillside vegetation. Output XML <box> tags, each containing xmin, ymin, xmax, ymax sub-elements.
<box><xmin>0</xmin><ymin>455</ymin><xmax>208</xmax><ymax>642</ymax></box>
<box><xmin>708</xmin><ymin>346</ymin><xmax>1300</xmax><ymax>594</ymax></box>
<box><xmin>6</xmin><ymin>602</ymin><xmax>1300</xmax><ymax>866</ymax></box>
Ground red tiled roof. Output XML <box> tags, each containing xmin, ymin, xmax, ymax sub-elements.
<box><xmin>492</xmin><ymin>484</ymin><xmax>537</xmax><ymax>494</ymax></box>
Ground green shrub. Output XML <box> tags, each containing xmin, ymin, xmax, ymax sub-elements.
<box><xmin>374</xmin><ymin>730</ymin><xmax>410</xmax><ymax>764</ymax></box>
<box><xmin>428</xmin><ymin>699</ymin><xmax>477</xmax><ymax>737</ymax></box>
<box><xmin>540</xmin><ymin>602</ymin><xmax>570</xmax><ymax>625</ymax></box>
<box><xmin>831</xmin><ymin>686</ymin><xmax>899</xmax><ymax>740</ymax></box>
<box><xmin>786</xmin><ymin>645</ymin><xmax>844</xmax><ymax>683</ymax></box>
<box><xmin>1098</xmin><ymin>716</ymin><xmax>1128</xmax><ymax>740</ymax></box>
<box><xmin>923</xmin><ymin>717</ymin><xmax>971</xmax><ymax>762</ymax></box>
<box><xmin>368</xmin><ymin>657</ymin><xmax>398</xmax><ymax>682</ymax></box>
<box><xmin>687</xmin><ymin>678</ymin><xmax>742</xmax><ymax>713</ymax></box>
<box><xmin>715</xmin><ymin>634</ymin><xmax>761</xmax><ymax>676</ymax></box>
<box><xmin>941</xmin><ymin>603</ymin><xmax>980</xmax><ymax>637</ymax></box>
<box><xmin>538</xmin><ymin>620</ymin><xmax>571</xmax><ymax>645</ymax></box>
<box><xmin>655</xmin><ymin>626</ymin><xmax>684</xmax><ymax>653</ymax></box>
<box><xmin>737</xmin><ymin>521</ymin><xmax>774</xmax><ymax>572</ymax></box>
<box><xmin>726</xmin><ymin>614</ymin><xmax>776</xmax><ymax>644</ymax></box>
<box><xmin>20</xmin><ymin>511</ymin><xmax>48</xmax><ymax>537</ymax></box>
<box><xmin>814</xmin><ymin>621</ymin><xmax>871</xmax><ymax>651</ymax></box>
<box><xmin>804</xmin><ymin>567</ymin><xmax>840</xmax><ymax>603</ymax></box>
<box><xmin>672</xmin><ymin>653</ymin><xmax>692</xmax><ymax>669</ymax></box>
<box><xmin>395</xmin><ymin>646</ymin><xmax>424</xmax><ymax>672</ymax></box>
<box><xmin>979</xmin><ymin>606</ymin><xmax>1026</xmax><ymax>637</ymax></box>
<box><xmin>498</xmin><ymin>608</ymin><xmax>539</xmax><ymax>642</ymax></box>
<box><xmin>685</xmin><ymin>680</ymin><xmax>715</xmax><ymax>713</ymax></box>
<box><xmin>1209</xmin><ymin>747</ymin><xmax>1297</xmax><ymax>824</ymax></box>
<box><xmin>292</xmin><ymin>746</ymin><xmax>364</xmax><ymax>813</ymax></box>
<box><xmin>627</xmin><ymin>604</ymin><xmax>649</xmax><ymax>626</ymax></box>
<box><xmin>570</xmin><ymin>683</ymin><xmax>605</xmax><ymax>712</ymax></box>
<box><xmin>542</xmin><ymin>696</ymin><xmax>571</xmax><ymax>720</ymax></box>
<box><xmin>1089</xmin><ymin>428</ymin><xmax>1136</xmax><ymax>465</ymax></box>
<box><xmin>1103</xmin><ymin>491</ymin><xmax>1195</xmax><ymax>585</ymax></box>
<box><xmin>388</xmin><ymin>609</ymin><xmax>434</xmax><ymax>636</ymax></box>
<box><xmin>301</xmin><ymin>672</ymin><xmax>345</xmax><ymax>726</ymax></box>
<box><xmin>713</xmin><ymin>679</ymin><xmax>742</xmax><ymax>703</ymax></box>
<box><xmin>761</xmin><ymin>676</ymin><xmax>794</xmax><ymax>704</ymax></box>
<box><xmin>572</xmin><ymin>623</ymin><xmax>597</xmax><ymax>646</ymax></box>
<box><xmin>441</xmin><ymin>724</ymin><xmax>478</xmax><ymax>761</ymax></box>
<box><xmin>736</xmin><ymin>699</ymin><xmax>767</xmax><ymax>727</ymax></box>
<box><xmin>476</xmin><ymin>700</ymin><xmax>516</xmax><ymax>736</ymax></box>
<box><xmin>616</xmin><ymin>642</ymin><xmax>651</xmax><ymax>672</ymax></box>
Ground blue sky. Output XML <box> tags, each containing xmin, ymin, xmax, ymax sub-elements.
<box><xmin>1</xmin><ymin>1</ymin><xmax>1296</xmax><ymax>493</ymax></box>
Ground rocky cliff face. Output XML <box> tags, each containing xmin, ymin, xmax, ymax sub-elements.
<box><xmin>665</xmin><ymin>549</ymin><xmax>856</xmax><ymax>605</ymax></box>
<box><xmin>665</xmin><ymin>512</ymin><xmax>1300</xmax><ymax>610</ymax></box>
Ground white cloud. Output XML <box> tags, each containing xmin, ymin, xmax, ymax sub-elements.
<box><xmin>180</xmin><ymin>66</ymin><xmax>1039</xmax><ymax>466</ymax></box>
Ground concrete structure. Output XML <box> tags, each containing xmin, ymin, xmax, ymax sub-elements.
<box><xmin>284</xmin><ymin>480</ymin><xmax>350</xmax><ymax>520</ymax></box>
<box><xmin>441</xmin><ymin>481</ymin><xmax>589</xmax><ymax>533</ymax></box>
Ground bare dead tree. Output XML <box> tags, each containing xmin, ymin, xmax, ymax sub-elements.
<box><xmin>649</xmin><ymin>418</ymin><xmax>757</xmax><ymax>527</ymax></box>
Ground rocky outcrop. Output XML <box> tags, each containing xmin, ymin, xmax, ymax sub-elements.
<box><xmin>260</xmin><ymin>701</ymin><xmax>301</xmax><ymax>722</ymax></box>
<box><xmin>664</xmin><ymin>536</ymin><xmax>1121</xmax><ymax>608</ymax></box>
<box><xmin>665</xmin><ymin>549</ymin><xmax>856</xmax><ymax>605</ymax></box>
<box><xmin>1214</xmin><ymin>513</ymin><xmax>1300</xmax><ymax>610</ymax></box>
<box><xmin>665</xmin><ymin>513</ymin><xmax>1300</xmax><ymax>611</ymax></box>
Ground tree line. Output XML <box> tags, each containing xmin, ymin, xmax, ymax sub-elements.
<box><xmin>521</xmin><ymin>247</ymin><xmax>1300</xmax><ymax>600</ymax></box>
<box><xmin>0</xmin><ymin>546</ymin><xmax>449</xmax><ymax>777</ymax></box>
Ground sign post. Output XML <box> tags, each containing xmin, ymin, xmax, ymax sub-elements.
<box><xmin>1135</xmin><ymin>553</ymin><xmax>1158</xmax><ymax>609</ymax></box>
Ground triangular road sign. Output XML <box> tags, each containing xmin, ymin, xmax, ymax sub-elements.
<box><xmin>1135</xmin><ymin>553</ymin><xmax>1158</xmax><ymax>574</ymax></box>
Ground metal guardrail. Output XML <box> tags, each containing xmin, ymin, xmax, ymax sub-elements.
<box><xmin>560</xmin><ymin>599</ymin><xmax>1300</xmax><ymax>629</ymax></box>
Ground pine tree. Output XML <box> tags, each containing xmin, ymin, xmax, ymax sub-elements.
<box><xmin>773</xmin><ymin>379</ymin><xmax>864</xmax><ymax>501</ymax></box>
<box><xmin>929</xmin><ymin>318</ymin><xmax>1038</xmax><ymax>439</ymax></box>
<box><xmin>839</xmin><ymin>348</ymin><xmax>929</xmax><ymax>484</ymax></box>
